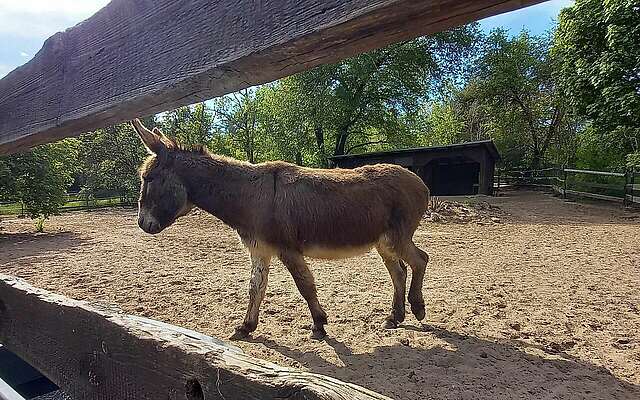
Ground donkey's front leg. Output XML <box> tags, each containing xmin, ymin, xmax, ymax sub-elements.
<box><xmin>231</xmin><ymin>252</ymin><xmax>271</xmax><ymax>340</ymax></box>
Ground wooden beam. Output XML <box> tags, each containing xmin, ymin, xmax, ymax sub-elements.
<box><xmin>0</xmin><ymin>275</ymin><xmax>390</xmax><ymax>400</ymax></box>
<box><xmin>0</xmin><ymin>0</ymin><xmax>548</xmax><ymax>154</ymax></box>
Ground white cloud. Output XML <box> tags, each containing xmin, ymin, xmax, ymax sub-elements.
<box><xmin>20</xmin><ymin>51</ymin><xmax>29</xmax><ymax>57</ymax></box>
<box><xmin>0</xmin><ymin>0</ymin><xmax>111</xmax><ymax>39</ymax></box>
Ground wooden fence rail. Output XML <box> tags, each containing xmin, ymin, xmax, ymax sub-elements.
<box><xmin>0</xmin><ymin>275</ymin><xmax>390</xmax><ymax>400</ymax></box>
<box><xmin>497</xmin><ymin>167</ymin><xmax>639</xmax><ymax>206</ymax></box>
<box><xmin>0</xmin><ymin>0</ymin><xmax>547</xmax><ymax>155</ymax></box>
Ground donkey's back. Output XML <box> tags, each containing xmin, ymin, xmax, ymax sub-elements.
<box><xmin>261</xmin><ymin>162</ymin><xmax>429</xmax><ymax>257</ymax></box>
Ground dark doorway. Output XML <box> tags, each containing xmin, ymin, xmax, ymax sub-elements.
<box><xmin>429</xmin><ymin>161</ymin><xmax>480</xmax><ymax>195</ymax></box>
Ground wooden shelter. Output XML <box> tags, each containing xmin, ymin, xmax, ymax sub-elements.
<box><xmin>0</xmin><ymin>0</ymin><xmax>549</xmax><ymax>398</ymax></box>
<box><xmin>330</xmin><ymin>141</ymin><xmax>500</xmax><ymax>195</ymax></box>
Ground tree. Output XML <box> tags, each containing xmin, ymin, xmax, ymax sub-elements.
<box><xmin>554</xmin><ymin>0</ymin><xmax>640</xmax><ymax>169</ymax></box>
<box><xmin>456</xmin><ymin>30</ymin><xmax>577</xmax><ymax>169</ymax></box>
<box><xmin>210</xmin><ymin>89</ymin><xmax>264</xmax><ymax>163</ymax></box>
<box><xmin>424</xmin><ymin>101</ymin><xmax>465</xmax><ymax>146</ymax></box>
<box><xmin>161</xmin><ymin>104</ymin><xmax>214</xmax><ymax>148</ymax></box>
<box><xmin>248</xmin><ymin>25</ymin><xmax>481</xmax><ymax>166</ymax></box>
<box><xmin>0</xmin><ymin>140</ymin><xmax>78</xmax><ymax>228</ymax></box>
<box><xmin>78</xmin><ymin>118</ymin><xmax>153</xmax><ymax>200</ymax></box>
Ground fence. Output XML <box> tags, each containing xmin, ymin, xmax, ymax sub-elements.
<box><xmin>0</xmin><ymin>275</ymin><xmax>389</xmax><ymax>400</ymax></box>
<box><xmin>497</xmin><ymin>167</ymin><xmax>639</xmax><ymax>206</ymax></box>
<box><xmin>0</xmin><ymin>191</ymin><xmax>136</xmax><ymax>217</ymax></box>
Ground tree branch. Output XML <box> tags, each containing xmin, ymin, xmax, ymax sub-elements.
<box><xmin>346</xmin><ymin>140</ymin><xmax>388</xmax><ymax>154</ymax></box>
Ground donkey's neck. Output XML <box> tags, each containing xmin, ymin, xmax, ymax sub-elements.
<box><xmin>175</xmin><ymin>153</ymin><xmax>261</xmax><ymax>231</ymax></box>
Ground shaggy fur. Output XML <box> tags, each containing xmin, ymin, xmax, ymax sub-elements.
<box><xmin>131</xmin><ymin>119</ymin><xmax>430</xmax><ymax>339</ymax></box>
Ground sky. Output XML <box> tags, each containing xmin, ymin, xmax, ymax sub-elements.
<box><xmin>0</xmin><ymin>0</ymin><xmax>574</xmax><ymax>79</ymax></box>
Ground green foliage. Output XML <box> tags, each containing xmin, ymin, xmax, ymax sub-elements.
<box><xmin>554</xmin><ymin>0</ymin><xmax>640</xmax><ymax>167</ymax></box>
<box><xmin>161</xmin><ymin>104</ymin><xmax>216</xmax><ymax>149</ymax></box>
<box><xmin>425</xmin><ymin>102</ymin><xmax>465</xmax><ymax>146</ymax></box>
<box><xmin>208</xmin><ymin>90</ymin><xmax>264</xmax><ymax>162</ymax></box>
<box><xmin>35</xmin><ymin>217</ymin><xmax>45</xmax><ymax>232</ymax></box>
<box><xmin>0</xmin><ymin>140</ymin><xmax>78</xmax><ymax>222</ymax></box>
<box><xmin>627</xmin><ymin>152</ymin><xmax>640</xmax><ymax>170</ymax></box>
<box><xmin>453</xmin><ymin>29</ymin><xmax>578</xmax><ymax>170</ymax></box>
<box><xmin>0</xmin><ymin>158</ymin><xmax>14</xmax><ymax>201</ymax></box>
<box><xmin>77</xmin><ymin>119</ymin><xmax>151</xmax><ymax>200</ymax></box>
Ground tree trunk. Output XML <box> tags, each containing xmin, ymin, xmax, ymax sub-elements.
<box><xmin>530</xmin><ymin>146</ymin><xmax>542</xmax><ymax>171</ymax></box>
<box><xmin>334</xmin><ymin>126</ymin><xmax>349</xmax><ymax>157</ymax></box>
<box><xmin>314</xmin><ymin>124</ymin><xmax>328</xmax><ymax>167</ymax></box>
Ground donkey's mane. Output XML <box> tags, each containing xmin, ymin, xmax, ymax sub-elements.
<box><xmin>159</xmin><ymin>134</ymin><xmax>210</xmax><ymax>156</ymax></box>
<box><xmin>175</xmin><ymin>142</ymin><xmax>210</xmax><ymax>156</ymax></box>
<box><xmin>140</xmin><ymin>137</ymin><xmax>251</xmax><ymax>177</ymax></box>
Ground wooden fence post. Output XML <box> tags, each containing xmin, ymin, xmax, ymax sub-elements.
<box><xmin>563</xmin><ymin>167</ymin><xmax>567</xmax><ymax>199</ymax></box>
<box><xmin>631</xmin><ymin>169</ymin><xmax>637</xmax><ymax>206</ymax></box>
<box><xmin>622</xmin><ymin>169</ymin><xmax>633</xmax><ymax>207</ymax></box>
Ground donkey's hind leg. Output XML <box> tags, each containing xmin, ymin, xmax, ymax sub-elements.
<box><xmin>279</xmin><ymin>250</ymin><xmax>328</xmax><ymax>340</ymax></box>
<box><xmin>399</xmin><ymin>241</ymin><xmax>429</xmax><ymax>321</ymax></box>
<box><xmin>376</xmin><ymin>243</ymin><xmax>407</xmax><ymax>329</ymax></box>
<box><xmin>231</xmin><ymin>252</ymin><xmax>272</xmax><ymax>340</ymax></box>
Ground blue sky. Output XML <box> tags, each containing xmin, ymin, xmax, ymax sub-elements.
<box><xmin>0</xmin><ymin>0</ymin><xmax>573</xmax><ymax>79</ymax></box>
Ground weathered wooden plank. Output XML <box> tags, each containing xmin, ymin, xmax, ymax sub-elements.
<box><xmin>0</xmin><ymin>0</ymin><xmax>547</xmax><ymax>154</ymax></box>
<box><xmin>564</xmin><ymin>189</ymin><xmax>624</xmax><ymax>203</ymax></box>
<box><xmin>564</xmin><ymin>168</ymin><xmax>626</xmax><ymax>178</ymax></box>
<box><xmin>571</xmin><ymin>181</ymin><xmax>624</xmax><ymax>191</ymax></box>
<box><xmin>0</xmin><ymin>275</ymin><xmax>390</xmax><ymax>400</ymax></box>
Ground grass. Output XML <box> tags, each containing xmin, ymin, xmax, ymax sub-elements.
<box><xmin>0</xmin><ymin>202</ymin><xmax>23</xmax><ymax>215</ymax></box>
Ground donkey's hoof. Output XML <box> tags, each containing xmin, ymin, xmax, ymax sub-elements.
<box><xmin>411</xmin><ymin>304</ymin><xmax>426</xmax><ymax>321</ymax></box>
<box><xmin>310</xmin><ymin>326</ymin><xmax>327</xmax><ymax>340</ymax></box>
<box><xmin>382</xmin><ymin>319</ymin><xmax>399</xmax><ymax>330</ymax></box>
<box><xmin>229</xmin><ymin>326</ymin><xmax>251</xmax><ymax>341</ymax></box>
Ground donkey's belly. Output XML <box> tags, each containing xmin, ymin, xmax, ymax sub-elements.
<box><xmin>303</xmin><ymin>243</ymin><xmax>375</xmax><ymax>260</ymax></box>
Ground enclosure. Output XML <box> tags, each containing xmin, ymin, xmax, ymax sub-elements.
<box><xmin>1</xmin><ymin>0</ymin><xmax>638</xmax><ymax>398</ymax></box>
<box><xmin>1</xmin><ymin>190</ymin><xmax>638</xmax><ymax>399</ymax></box>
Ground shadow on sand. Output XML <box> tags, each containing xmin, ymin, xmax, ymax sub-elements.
<box><xmin>252</xmin><ymin>325</ymin><xmax>639</xmax><ymax>400</ymax></box>
<box><xmin>0</xmin><ymin>231</ymin><xmax>89</xmax><ymax>266</ymax></box>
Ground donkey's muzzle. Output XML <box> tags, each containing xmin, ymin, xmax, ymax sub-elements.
<box><xmin>138</xmin><ymin>214</ymin><xmax>162</xmax><ymax>234</ymax></box>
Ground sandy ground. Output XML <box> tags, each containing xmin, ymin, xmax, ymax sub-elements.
<box><xmin>1</xmin><ymin>190</ymin><xmax>639</xmax><ymax>400</ymax></box>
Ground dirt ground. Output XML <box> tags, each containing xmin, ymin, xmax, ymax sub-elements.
<box><xmin>1</xmin><ymin>190</ymin><xmax>639</xmax><ymax>400</ymax></box>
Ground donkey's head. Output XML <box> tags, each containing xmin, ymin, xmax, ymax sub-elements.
<box><xmin>131</xmin><ymin>119</ymin><xmax>193</xmax><ymax>234</ymax></box>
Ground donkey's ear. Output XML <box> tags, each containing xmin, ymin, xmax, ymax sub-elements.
<box><xmin>130</xmin><ymin>119</ymin><xmax>166</xmax><ymax>155</ymax></box>
<box><xmin>152</xmin><ymin>126</ymin><xmax>177</xmax><ymax>150</ymax></box>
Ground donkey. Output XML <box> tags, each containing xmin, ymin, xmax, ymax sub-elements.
<box><xmin>131</xmin><ymin>119</ymin><xmax>430</xmax><ymax>339</ymax></box>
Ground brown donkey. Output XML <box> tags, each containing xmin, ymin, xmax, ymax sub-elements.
<box><xmin>131</xmin><ymin>119</ymin><xmax>430</xmax><ymax>339</ymax></box>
